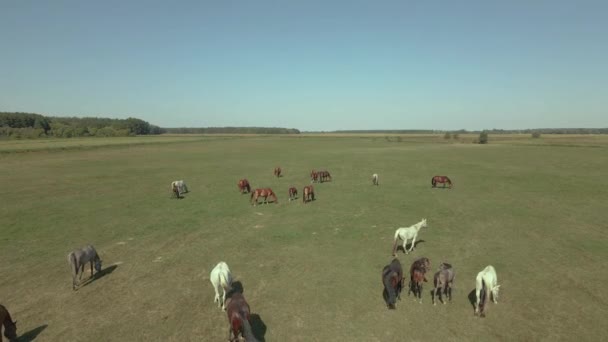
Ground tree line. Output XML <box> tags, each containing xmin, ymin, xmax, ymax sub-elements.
<box><xmin>0</xmin><ymin>112</ymin><xmax>163</xmax><ymax>139</ymax></box>
<box><xmin>163</xmin><ymin>127</ymin><xmax>300</xmax><ymax>134</ymax></box>
<box><xmin>329</xmin><ymin>128</ymin><xmax>607</xmax><ymax>134</ymax></box>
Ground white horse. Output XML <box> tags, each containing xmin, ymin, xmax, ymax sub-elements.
<box><xmin>372</xmin><ymin>173</ymin><xmax>379</xmax><ymax>186</ymax></box>
<box><xmin>171</xmin><ymin>180</ymin><xmax>188</xmax><ymax>196</ymax></box>
<box><xmin>210</xmin><ymin>261</ymin><xmax>233</xmax><ymax>310</ymax></box>
<box><xmin>475</xmin><ymin>265</ymin><xmax>500</xmax><ymax>317</ymax></box>
<box><xmin>392</xmin><ymin>219</ymin><xmax>427</xmax><ymax>256</ymax></box>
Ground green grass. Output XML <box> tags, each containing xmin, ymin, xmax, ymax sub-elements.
<box><xmin>1</xmin><ymin>135</ymin><xmax>607</xmax><ymax>341</ymax></box>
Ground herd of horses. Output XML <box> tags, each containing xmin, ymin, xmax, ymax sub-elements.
<box><xmin>0</xmin><ymin>167</ymin><xmax>498</xmax><ymax>341</ymax></box>
<box><xmin>383</xmin><ymin>217</ymin><xmax>501</xmax><ymax>317</ymax></box>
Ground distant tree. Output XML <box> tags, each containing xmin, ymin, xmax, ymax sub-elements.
<box><xmin>532</xmin><ymin>131</ymin><xmax>541</xmax><ymax>138</ymax></box>
<box><xmin>444</xmin><ymin>132</ymin><xmax>451</xmax><ymax>139</ymax></box>
<box><xmin>453</xmin><ymin>133</ymin><xmax>459</xmax><ymax>140</ymax></box>
<box><xmin>479</xmin><ymin>131</ymin><xmax>489</xmax><ymax>144</ymax></box>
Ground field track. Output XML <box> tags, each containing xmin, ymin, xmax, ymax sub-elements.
<box><xmin>1</xmin><ymin>134</ymin><xmax>607</xmax><ymax>341</ymax></box>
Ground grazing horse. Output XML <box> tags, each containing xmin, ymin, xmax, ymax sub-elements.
<box><xmin>171</xmin><ymin>180</ymin><xmax>189</xmax><ymax>196</ymax></box>
<box><xmin>171</xmin><ymin>182</ymin><xmax>181</xmax><ymax>199</ymax></box>
<box><xmin>0</xmin><ymin>304</ymin><xmax>17</xmax><ymax>342</ymax></box>
<box><xmin>210</xmin><ymin>262</ymin><xmax>233</xmax><ymax>311</ymax></box>
<box><xmin>288</xmin><ymin>187</ymin><xmax>298</xmax><ymax>201</ymax></box>
<box><xmin>391</xmin><ymin>219</ymin><xmax>428</xmax><ymax>255</ymax></box>
<box><xmin>372</xmin><ymin>173</ymin><xmax>379</xmax><ymax>186</ymax></box>
<box><xmin>381</xmin><ymin>258</ymin><xmax>404</xmax><ymax>309</ymax></box>
<box><xmin>226</xmin><ymin>293</ymin><xmax>259</xmax><ymax>342</ymax></box>
<box><xmin>408</xmin><ymin>259</ymin><xmax>429</xmax><ymax>303</ymax></box>
<box><xmin>303</xmin><ymin>185</ymin><xmax>315</xmax><ymax>203</ymax></box>
<box><xmin>67</xmin><ymin>244</ymin><xmax>102</xmax><ymax>290</ymax></box>
<box><xmin>475</xmin><ymin>265</ymin><xmax>500</xmax><ymax>317</ymax></box>
<box><xmin>431</xmin><ymin>176</ymin><xmax>452</xmax><ymax>189</ymax></box>
<box><xmin>310</xmin><ymin>170</ymin><xmax>319</xmax><ymax>183</ymax></box>
<box><xmin>238</xmin><ymin>179</ymin><xmax>251</xmax><ymax>194</ymax></box>
<box><xmin>274</xmin><ymin>167</ymin><xmax>282</xmax><ymax>178</ymax></box>
<box><xmin>318</xmin><ymin>170</ymin><xmax>332</xmax><ymax>183</ymax></box>
<box><xmin>432</xmin><ymin>262</ymin><xmax>455</xmax><ymax>305</ymax></box>
<box><xmin>250</xmin><ymin>188</ymin><xmax>278</xmax><ymax>206</ymax></box>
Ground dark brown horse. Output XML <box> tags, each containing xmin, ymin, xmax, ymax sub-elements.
<box><xmin>382</xmin><ymin>258</ymin><xmax>404</xmax><ymax>309</ymax></box>
<box><xmin>288</xmin><ymin>187</ymin><xmax>298</xmax><ymax>201</ymax></box>
<box><xmin>274</xmin><ymin>167</ymin><xmax>282</xmax><ymax>178</ymax></box>
<box><xmin>0</xmin><ymin>304</ymin><xmax>17</xmax><ymax>342</ymax></box>
<box><xmin>409</xmin><ymin>258</ymin><xmax>430</xmax><ymax>303</ymax></box>
<box><xmin>238</xmin><ymin>179</ymin><xmax>251</xmax><ymax>194</ymax></box>
<box><xmin>431</xmin><ymin>175</ymin><xmax>452</xmax><ymax>189</ymax></box>
<box><xmin>226</xmin><ymin>293</ymin><xmax>259</xmax><ymax>342</ymax></box>
<box><xmin>318</xmin><ymin>170</ymin><xmax>332</xmax><ymax>183</ymax></box>
<box><xmin>250</xmin><ymin>188</ymin><xmax>278</xmax><ymax>206</ymax></box>
<box><xmin>303</xmin><ymin>185</ymin><xmax>315</xmax><ymax>203</ymax></box>
<box><xmin>310</xmin><ymin>169</ymin><xmax>319</xmax><ymax>183</ymax></box>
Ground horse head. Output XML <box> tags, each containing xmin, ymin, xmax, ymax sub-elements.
<box><xmin>95</xmin><ymin>259</ymin><xmax>103</xmax><ymax>273</ymax></box>
<box><xmin>492</xmin><ymin>285</ymin><xmax>501</xmax><ymax>300</ymax></box>
<box><xmin>3</xmin><ymin>319</ymin><xmax>17</xmax><ymax>340</ymax></box>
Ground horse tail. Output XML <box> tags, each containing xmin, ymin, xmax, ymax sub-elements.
<box><xmin>391</xmin><ymin>230</ymin><xmax>400</xmax><ymax>255</ymax></box>
<box><xmin>431</xmin><ymin>177</ymin><xmax>436</xmax><ymax>187</ymax></box>
<box><xmin>68</xmin><ymin>251</ymin><xmax>78</xmax><ymax>289</ymax></box>
<box><xmin>219</xmin><ymin>271</ymin><xmax>231</xmax><ymax>292</ymax></box>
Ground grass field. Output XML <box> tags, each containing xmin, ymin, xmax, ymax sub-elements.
<box><xmin>1</xmin><ymin>134</ymin><xmax>607</xmax><ymax>341</ymax></box>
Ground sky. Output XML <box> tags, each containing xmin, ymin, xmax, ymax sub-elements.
<box><xmin>0</xmin><ymin>0</ymin><xmax>606</xmax><ymax>131</ymax></box>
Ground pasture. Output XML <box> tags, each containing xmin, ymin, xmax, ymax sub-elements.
<box><xmin>1</xmin><ymin>134</ymin><xmax>607</xmax><ymax>341</ymax></box>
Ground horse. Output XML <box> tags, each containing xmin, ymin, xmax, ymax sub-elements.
<box><xmin>303</xmin><ymin>185</ymin><xmax>315</xmax><ymax>203</ymax></box>
<box><xmin>171</xmin><ymin>180</ymin><xmax>189</xmax><ymax>196</ymax></box>
<box><xmin>0</xmin><ymin>304</ymin><xmax>17</xmax><ymax>342</ymax></box>
<box><xmin>391</xmin><ymin>219</ymin><xmax>428</xmax><ymax>255</ymax></box>
<box><xmin>381</xmin><ymin>258</ymin><xmax>404</xmax><ymax>309</ymax></box>
<box><xmin>238</xmin><ymin>179</ymin><xmax>251</xmax><ymax>194</ymax></box>
<box><xmin>372</xmin><ymin>173</ymin><xmax>379</xmax><ymax>186</ymax></box>
<box><xmin>171</xmin><ymin>182</ymin><xmax>181</xmax><ymax>199</ymax></box>
<box><xmin>250</xmin><ymin>188</ymin><xmax>278</xmax><ymax>206</ymax></box>
<box><xmin>274</xmin><ymin>167</ymin><xmax>281</xmax><ymax>178</ymax></box>
<box><xmin>431</xmin><ymin>176</ymin><xmax>452</xmax><ymax>189</ymax></box>
<box><xmin>318</xmin><ymin>170</ymin><xmax>332</xmax><ymax>183</ymax></box>
<box><xmin>432</xmin><ymin>262</ymin><xmax>455</xmax><ymax>305</ymax></box>
<box><xmin>226</xmin><ymin>293</ymin><xmax>259</xmax><ymax>342</ymax></box>
<box><xmin>408</xmin><ymin>259</ymin><xmax>429</xmax><ymax>303</ymax></box>
<box><xmin>475</xmin><ymin>265</ymin><xmax>500</xmax><ymax>317</ymax></box>
<box><xmin>67</xmin><ymin>244</ymin><xmax>102</xmax><ymax>290</ymax></box>
<box><xmin>210</xmin><ymin>262</ymin><xmax>233</xmax><ymax>311</ymax></box>
<box><xmin>310</xmin><ymin>170</ymin><xmax>319</xmax><ymax>183</ymax></box>
<box><xmin>288</xmin><ymin>187</ymin><xmax>298</xmax><ymax>201</ymax></box>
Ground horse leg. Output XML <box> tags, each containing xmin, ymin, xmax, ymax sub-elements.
<box><xmin>409</xmin><ymin>236</ymin><xmax>416</xmax><ymax>253</ymax></box>
<box><xmin>474</xmin><ymin>288</ymin><xmax>481</xmax><ymax>315</ymax></box>
<box><xmin>222</xmin><ymin>288</ymin><xmax>227</xmax><ymax>311</ymax></box>
<box><xmin>403</xmin><ymin>240</ymin><xmax>408</xmax><ymax>254</ymax></box>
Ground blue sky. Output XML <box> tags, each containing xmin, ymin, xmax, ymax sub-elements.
<box><xmin>1</xmin><ymin>0</ymin><xmax>606</xmax><ymax>131</ymax></box>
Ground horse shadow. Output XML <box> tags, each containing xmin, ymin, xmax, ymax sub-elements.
<box><xmin>250</xmin><ymin>314</ymin><xmax>267</xmax><ymax>341</ymax></box>
<box><xmin>17</xmin><ymin>324</ymin><xmax>47</xmax><ymax>342</ymax></box>
<box><xmin>467</xmin><ymin>289</ymin><xmax>477</xmax><ymax>310</ymax></box>
<box><xmin>394</xmin><ymin>240</ymin><xmax>426</xmax><ymax>254</ymax></box>
<box><xmin>80</xmin><ymin>264</ymin><xmax>118</xmax><ymax>289</ymax></box>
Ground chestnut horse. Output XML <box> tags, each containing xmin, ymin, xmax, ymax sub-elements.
<box><xmin>310</xmin><ymin>170</ymin><xmax>319</xmax><ymax>183</ymax></box>
<box><xmin>408</xmin><ymin>257</ymin><xmax>430</xmax><ymax>303</ymax></box>
<box><xmin>0</xmin><ymin>305</ymin><xmax>17</xmax><ymax>342</ymax></box>
<box><xmin>318</xmin><ymin>170</ymin><xmax>332</xmax><ymax>183</ymax></box>
<box><xmin>274</xmin><ymin>167</ymin><xmax>282</xmax><ymax>178</ymax></box>
<box><xmin>382</xmin><ymin>258</ymin><xmax>404</xmax><ymax>309</ymax></box>
<box><xmin>431</xmin><ymin>175</ymin><xmax>452</xmax><ymax>189</ymax></box>
<box><xmin>238</xmin><ymin>179</ymin><xmax>251</xmax><ymax>194</ymax></box>
<box><xmin>288</xmin><ymin>187</ymin><xmax>298</xmax><ymax>201</ymax></box>
<box><xmin>303</xmin><ymin>185</ymin><xmax>315</xmax><ymax>203</ymax></box>
<box><xmin>432</xmin><ymin>262</ymin><xmax>455</xmax><ymax>305</ymax></box>
<box><xmin>226</xmin><ymin>293</ymin><xmax>259</xmax><ymax>342</ymax></box>
<box><xmin>250</xmin><ymin>188</ymin><xmax>278</xmax><ymax>206</ymax></box>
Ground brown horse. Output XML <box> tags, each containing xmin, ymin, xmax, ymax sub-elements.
<box><xmin>382</xmin><ymin>258</ymin><xmax>404</xmax><ymax>309</ymax></box>
<box><xmin>310</xmin><ymin>170</ymin><xmax>319</xmax><ymax>183</ymax></box>
<box><xmin>250</xmin><ymin>188</ymin><xmax>278</xmax><ymax>206</ymax></box>
<box><xmin>0</xmin><ymin>304</ymin><xmax>17</xmax><ymax>342</ymax></box>
<box><xmin>226</xmin><ymin>293</ymin><xmax>259</xmax><ymax>342</ymax></box>
<box><xmin>302</xmin><ymin>185</ymin><xmax>315</xmax><ymax>203</ymax></box>
<box><xmin>238</xmin><ymin>179</ymin><xmax>251</xmax><ymax>194</ymax></box>
<box><xmin>432</xmin><ymin>262</ymin><xmax>455</xmax><ymax>305</ymax></box>
<box><xmin>409</xmin><ymin>258</ymin><xmax>430</xmax><ymax>303</ymax></box>
<box><xmin>288</xmin><ymin>187</ymin><xmax>298</xmax><ymax>201</ymax></box>
<box><xmin>431</xmin><ymin>175</ymin><xmax>452</xmax><ymax>189</ymax></box>
<box><xmin>318</xmin><ymin>170</ymin><xmax>332</xmax><ymax>183</ymax></box>
<box><xmin>274</xmin><ymin>167</ymin><xmax>282</xmax><ymax>178</ymax></box>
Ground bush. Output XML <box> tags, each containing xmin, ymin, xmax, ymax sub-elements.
<box><xmin>532</xmin><ymin>131</ymin><xmax>541</xmax><ymax>139</ymax></box>
<box><xmin>479</xmin><ymin>131</ymin><xmax>489</xmax><ymax>144</ymax></box>
<box><xmin>453</xmin><ymin>133</ymin><xmax>459</xmax><ymax>140</ymax></box>
<box><xmin>444</xmin><ymin>132</ymin><xmax>451</xmax><ymax>139</ymax></box>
